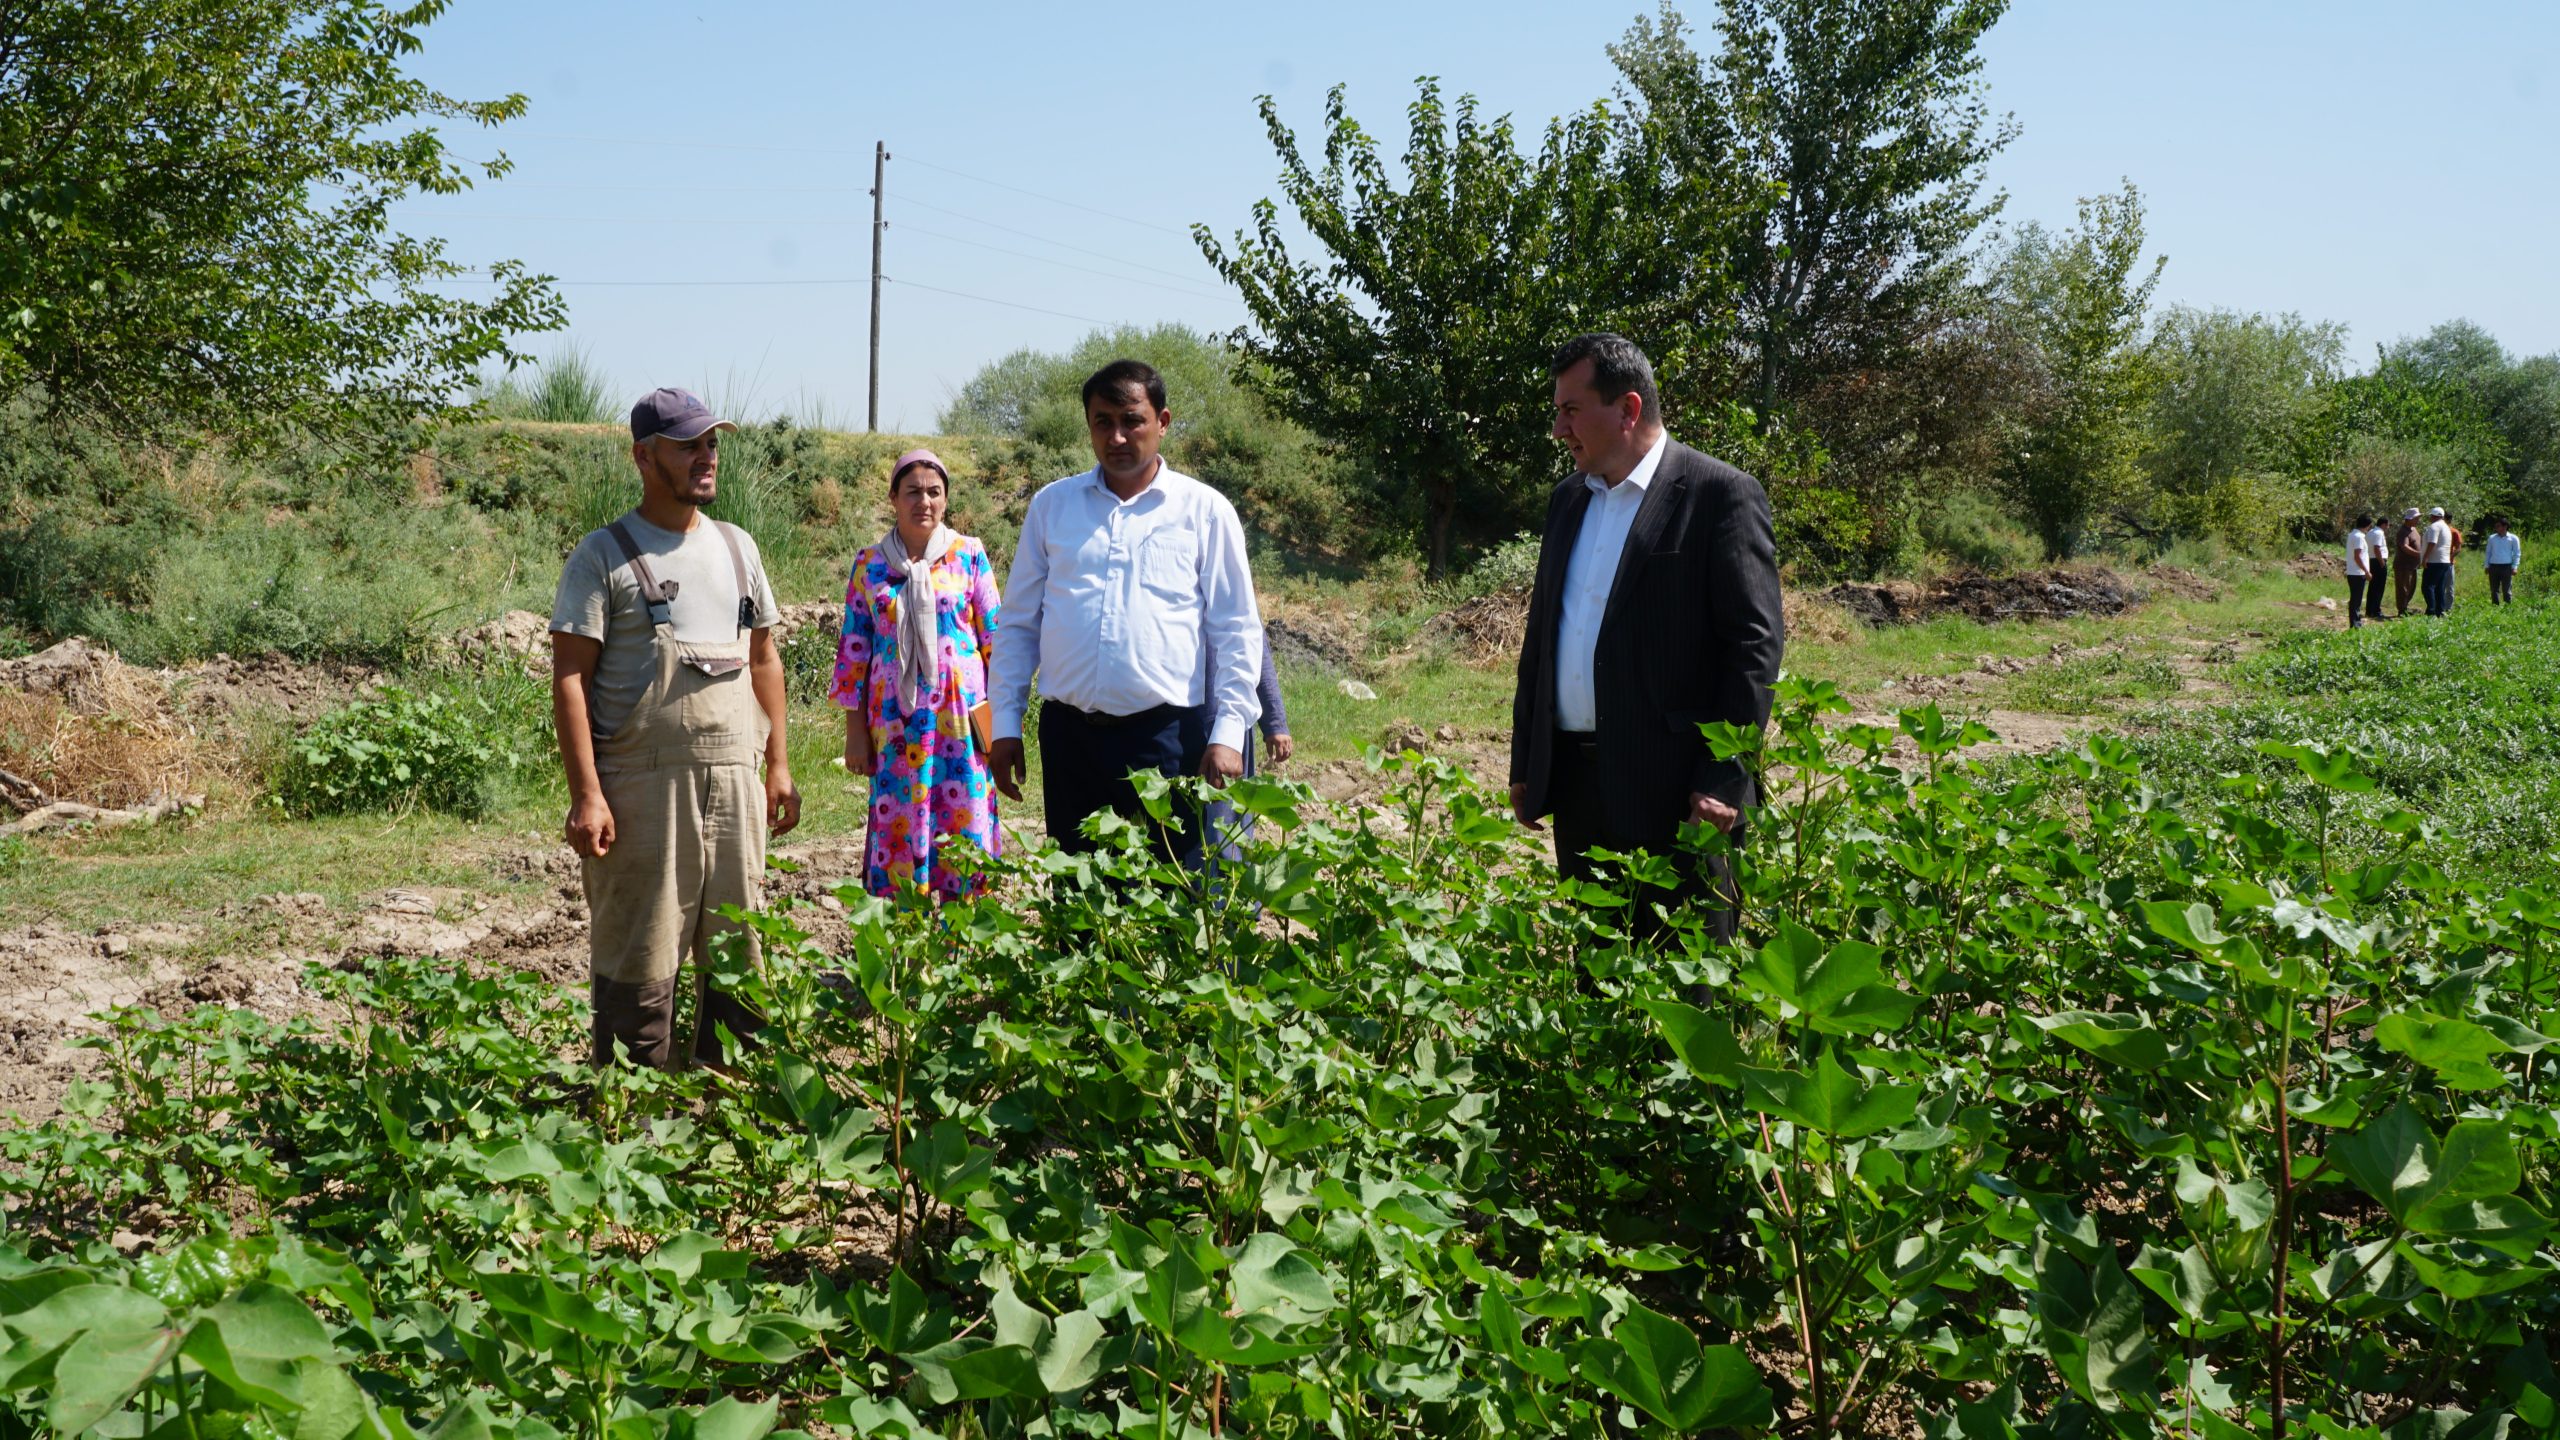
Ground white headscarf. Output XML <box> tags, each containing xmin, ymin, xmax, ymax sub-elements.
<box><xmin>879</xmin><ymin>523</ymin><xmax>955</xmax><ymax>714</ymax></box>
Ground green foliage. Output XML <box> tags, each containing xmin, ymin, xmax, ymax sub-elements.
<box><xmin>13</xmin><ymin>653</ymin><xmax>2560</xmax><ymax>1433</ymax></box>
<box><xmin>271</xmin><ymin>683</ymin><xmax>532</xmax><ymax>818</ymax></box>
<box><xmin>1920</xmin><ymin>487</ymin><xmax>2046</xmax><ymax>573</ymax></box>
<box><xmin>0</xmin><ymin>0</ymin><xmax>563</xmax><ymax>452</ymax></box>
<box><xmin>1199</xmin><ymin>79</ymin><xmax>1747</xmax><ymax>576</ymax></box>
<box><xmin>1611</xmin><ymin>0</ymin><xmax>2018</xmax><ymax>421</ymax></box>
<box><xmin>2126</xmin><ymin>590</ymin><xmax>2560</xmax><ymax>875</ymax></box>
<box><xmin>84</xmin><ymin>500</ymin><xmax>554</xmax><ymax>668</ymax></box>
<box><xmin>473</xmin><ymin>345</ymin><xmax>619</xmax><ymax>424</ymax></box>
<box><xmin>1990</xmin><ymin>183</ymin><xmax>2165</xmax><ymax>557</ymax></box>
<box><xmin>1435</xmin><ymin>530</ymin><xmax>1542</xmax><ymax>604</ymax></box>
<box><xmin>2140</xmin><ymin>306</ymin><xmax>2347</xmax><ymax>546</ymax></box>
<box><xmin>2384</xmin><ymin>321</ymin><xmax>2560</xmax><ymax>526</ymax></box>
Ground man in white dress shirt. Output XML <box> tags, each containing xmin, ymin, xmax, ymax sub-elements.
<box><xmin>989</xmin><ymin>359</ymin><xmax>1263</xmax><ymax>866</ymax></box>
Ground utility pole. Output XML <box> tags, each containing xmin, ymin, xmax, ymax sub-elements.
<box><xmin>868</xmin><ymin>141</ymin><xmax>887</xmax><ymax>433</ymax></box>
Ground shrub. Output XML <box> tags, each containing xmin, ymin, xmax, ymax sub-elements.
<box><xmin>1918</xmin><ymin>489</ymin><xmax>2044</xmax><ymax>574</ymax></box>
<box><xmin>271</xmin><ymin>687</ymin><xmax>519</xmax><ymax>818</ymax></box>
<box><xmin>1438</xmin><ymin>530</ymin><xmax>1541</xmax><ymax>603</ymax></box>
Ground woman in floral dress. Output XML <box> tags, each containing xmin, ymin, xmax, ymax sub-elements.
<box><xmin>832</xmin><ymin>448</ymin><xmax>1003</xmax><ymax>899</ymax></box>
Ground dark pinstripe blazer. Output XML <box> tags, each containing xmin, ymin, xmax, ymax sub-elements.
<box><xmin>1507</xmin><ymin>439</ymin><xmax>1785</xmax><ymax>843</ymax></box>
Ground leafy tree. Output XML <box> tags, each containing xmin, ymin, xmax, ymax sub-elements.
<box><xmin>0</xmin><ymin>0</ymin><xmax>564</xmax><ymax>450</ymax></box>
<box><xmin>2141</xmin><ymin>307</ymin><xmax>2345</xmax><ymax>543</ymax></box>
<box><xmin>2381</xmin><ymin>320</ymin><xmax>2560</xmax><ymax>526</ymax></box>
<box><xmin>1988</xmin><ymin>184</ymin><xmax>2163</xmax><ymax>558</ymax></box>
<box><xmin>2317</xmin><ymin>354</ymin><xmax>2509</xmax><ymax>528</ymax></box>
<box><xmin>1198</xmin><ymin>81</ymin><xmax>1746</xmax><ymax>576</ymax></box>
<box><xmin>1611</xmin><ymin>0</ymin><xmax>2017</xmax><ymax>427</ymax></box>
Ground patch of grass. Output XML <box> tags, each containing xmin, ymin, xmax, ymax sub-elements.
<box><xmin>1785</xmin><ymin>563</ymin><xmax>2336</xmax><ymax>700</ymax></box>
<box><xmin>1274</xmin><ymin>655</ymin><xmax>1514</xmax><ymax>765</ymax></box>
<box><xmin>0</xmin><ymin>808</ymin><xmax>545</xmax><ymax>939</ymax></box>
<box><xmin>1998</xmin><ymin>651</ymin><xmax>2182</xmax><ymax>715</ymax></box>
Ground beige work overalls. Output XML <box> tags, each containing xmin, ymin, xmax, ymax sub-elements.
<box><xmin>583</xmin><ymin>520</ymin><xmax>770</xmax><ymax>1069</ymax></box>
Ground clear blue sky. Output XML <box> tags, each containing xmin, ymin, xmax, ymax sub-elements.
<box><xmin>399</xmin><ymin>1</ymin><xmax>2560</xmax><ymax>433</ymax></box>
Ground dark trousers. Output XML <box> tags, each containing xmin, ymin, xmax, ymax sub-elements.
<box><xmin>2347</xmin><ymin>575</ymin><xmax>2367</xmax><ymax>627</ymax></box>
<box><xmin>2394</xmin><ymin>562</ymin><xmax>2420</xmax><ymax>615</ymax></box>
<box><xmin>2364</xmin><ymin>567</ymin><xmax>2386</xmax><ymax>618</ymax></box>
<box><xmin>2488</xmin><ymin>564</ymin><xmax>2516</xmax><ymax>604</ymax></box>
<box><xmin>1038</xmin><ymin>700</ymin><xmax>1216</xmax><ymax>868</ymax></box>
<box><xmin>1548</xmin><ymin>732</ymin><xmax>1738</xmax><ymax>948</ymax></box>
<box><xmin>2423</xmin><ymin>562</ymin><xmax>2454</xmax><ymax>616</ymax></box>
<box><xmin>591</xmin><ymin>974</ymin><xmax>760</xmax><ymax>1070</ymax></box>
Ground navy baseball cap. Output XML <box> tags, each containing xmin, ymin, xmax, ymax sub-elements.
<box><xmin>629</xmin><ymin>387</ymin><xmax>737</xmax><ymax>443</ymax></box>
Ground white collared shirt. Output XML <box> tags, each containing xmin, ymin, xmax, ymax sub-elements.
<box><xmin>1555</xmin><ymin>432</ymin><xmax>1670</xmax><ymax>733</ymax></box>
<box><xmin>990</xmin><ymin>462</ymin><xmax>1264</xmax><ymax>750</ymax></box>
<box><xmin>2425</xmin><ymin>520</ymin><xmax>2454</xmax><ymax>563</ymax></box>
<box><xmin>2345</xmin><ymin>528</ymin><xmax>2369</xmax><ymax>578</ymax></box>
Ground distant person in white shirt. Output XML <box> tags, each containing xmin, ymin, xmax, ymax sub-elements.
<box><xmin>2364</xmin><ymin>517</ymin><xmax>2389</xmax><ymax>621</ymax></box>
<box><xmin>988</xmin><ymin>359</ymin><xmax>1263</xmax><ymax>867</ymax></box>
<box><xmin>2344</xmin><ymin>514</ymin><xmax>2374</xmax><ymax>629</ymax></box>
<box><xmin>2482</xmin><ymin>517</ymin><xmax>2522</xmax><ymax>605</ymax></box>
<box><xmin>2422</xmin><ymin>506</ymin><xmax>2457</xmax><ymax>616</ymax></box>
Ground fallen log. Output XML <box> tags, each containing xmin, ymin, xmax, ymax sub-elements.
<box><xmin>0</xmin><ymin>792</ymin><xmax>202</xmax><ymax>840</ymax></box>
<box><xmin>0</xmin><ymin>767</ymin><xmax>48</xmax><ymax>814</ymax></box>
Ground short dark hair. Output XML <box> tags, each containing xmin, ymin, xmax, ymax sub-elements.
<box><xmin>2355</xmin><ymin>513</ymin><xmax>2373</xmax><ymax>528</ymax></box>
<box><xmin>1550</xmin><ymin>333</ymin><xmax>1660</xmax><ymax>424</ymax></box>
<box><xmin>1081</xmin><ymin>359</ymin><xmax>1168</xmax><ymax>414</ymax></box>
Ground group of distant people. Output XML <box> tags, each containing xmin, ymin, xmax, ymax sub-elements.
<box><xmin>2343</xmin><ymin>506</ymin><xmax>2523</xmax><ymax>627</ymax></box>
<box><xmin>547</xmin><ymin>334</ymin><xmax>1782</xmax><ymax>1069</ymax></box>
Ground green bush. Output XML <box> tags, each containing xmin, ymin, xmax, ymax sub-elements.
<box><xmin>1438</xmin><ymin>529</ymin><xmax>1541</xmax><ymax>602</ymax></box>
<box><xmin>87</xmin><ymin>501</ymin><xmax>553</xmax><ymax>667</ymax></box>
<box><xmin>1919</xmin><ymin>489</ymin><xmax>2044</xmax><ymax>573</ymax></box>
<box><xmin>272</xmin><ymin>687</ymin><xmax>521</xmax><ymax>818</ymax></box>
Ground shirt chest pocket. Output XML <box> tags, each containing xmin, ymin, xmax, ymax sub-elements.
<box><xmin>1139</xmin><ymin>531</ymin><xmax>1197</xmax><ymax>597</ymax></box>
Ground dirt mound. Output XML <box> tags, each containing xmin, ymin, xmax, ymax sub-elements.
<box><xmin>1420</xmin><ymin>586</ymin><xmax>1530</xmax><ymax>664</ymax></box>
<box><xmin>1824</xmin><ymin>569</ymin><xmax>2144</xmax><ymax>626</ymax></box>
<box><xmin>0</xmin><ymin>640</ymin><xmax>205</xmax><ymax>809</ymax></box>
<box><xmin>1267</xmin><ymin>613</ymin><xmax>1358</xmax><ymax>674</ymax></box>
<box><xmin>773</xmin><ymin>602</ymin><xmax>841</xmax><ymax>650</ymax></box>
<box><xmin>2142</xmin><ymin>564</ymin><xmax>2223</xmax><ymax>602</ymax></box>
<box><xmin>169</xmin><ymin>651</ymin><xmax>376</xmax><ymax>732</ymax></box>
<box><xmin>442</xmin><ymin>610</ymin><xmax>553</xmax><ymax>669</ymax></box>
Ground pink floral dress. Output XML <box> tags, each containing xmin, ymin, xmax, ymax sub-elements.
<box><xmin>830</xmin><ymin>537</ymin><xmax>1002</xmax><ymax>898</ymax></box>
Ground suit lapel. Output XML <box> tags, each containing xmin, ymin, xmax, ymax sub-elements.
<box><xmin>1599</xmin><ymin>445</ymin><xmax>1688</xmax><ymax>638</ymax></box>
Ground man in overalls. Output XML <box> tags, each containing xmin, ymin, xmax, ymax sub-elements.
<box><xmin>549</xmin><ymin>388</ymin><xmax>800</xmax><ymax>1068</ymax></box>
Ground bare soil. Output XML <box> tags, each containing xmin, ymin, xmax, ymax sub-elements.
<box><xmin>1824</xmin><ymin>567</ymin><xmax>2146</xmax><ymax>625</ymax></box>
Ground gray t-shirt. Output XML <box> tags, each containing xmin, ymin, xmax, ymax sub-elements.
<box><xmin>550</xmin><ymin>511</ymin><xmax>781</xmax><ymax>742</ymax></box>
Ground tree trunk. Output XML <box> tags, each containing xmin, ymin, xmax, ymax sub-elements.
<box><xmin>1426</xmin><ymin>495</ymin><xmax>1456</xmax><ymax>581</ymax></box>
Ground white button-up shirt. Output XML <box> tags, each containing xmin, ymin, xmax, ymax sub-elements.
<box><xmin>1555</xmin><ymin>432</ymin><xmax>1669</xmax><ymax>733</ymax></box>
<box><xmin>991</xmin><ymin>462</ymin><xmax>1264</xmax><ymax>751</ymax></box>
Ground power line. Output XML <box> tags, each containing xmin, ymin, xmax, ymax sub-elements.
<box><xmin>395</xmin><ymin>210</ymin><xmax>865</xmax><ymax>225</ymax></box>
<box><xmin>434</xmin><ymin>274</ymin><xmax>867</xmax><ymax>287</ymax></box>
<box><xmin>896</xmin><ymin>154</ymin><xmax>1191</xmax><ymax>238</ymax></box>
<box><xmin>893</xmin><ymin>223</ymin><xmax>1228</xmax><ymax>301</ymax></box>
<box><xmin>507</xmin><ymin>131</ymin><xmax>860</xmax><ymax>157</ymax></box>
<box><xmin>893</xmin><ymin>194</ymin><xmax>1214</xmax><ymax>285</ymax></box>
<box><xmin>409</xmin><ymin>132</ymin><xmax>1197</xmax><ymax>238</ymax></box>
<box><xmin>466</xmin><ymin>180</ymin><xmax>865</xmax><ymax>196</ymax></box>
<box><xmin>884</xmin><ymin>276</ymin><xmax>1110</xmax><ymax>326</ymax></box>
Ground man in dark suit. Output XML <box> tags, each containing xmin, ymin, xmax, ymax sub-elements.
<box><xmin>1507</xmin><ymin>333</ymin><xmax>1785</xmax><ymax>942</ymax></box>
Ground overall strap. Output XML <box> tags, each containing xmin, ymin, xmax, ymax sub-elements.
<box><xmin>710</xmin><ymin>521</ymin><xmax>755</xmax><ymax>635</ymax></box>
<box><xmin>605</xmin><ymin>520</ymin><xmax>679</xmax><ymax>629</ymax></box>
